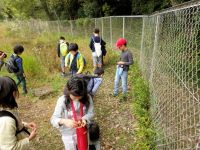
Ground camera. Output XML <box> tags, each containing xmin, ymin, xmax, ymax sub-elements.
<box><xmin>0</xmin><ymin>51</ymin><xmax>7</xmax><ymax>58</ymax></box>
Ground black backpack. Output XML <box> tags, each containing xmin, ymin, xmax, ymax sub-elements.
<box><xmin>5</xmin><ymin>55</ymin><xmax>19</xmax><ymax>73</ymax></box>
<box><xmin>75</xmin><ymin>73</ymin><xmax>98</xmax><ymax>94</ymax></box>
<box><xmin>0</xmin><ymin>110</ymin><xmax>30</xmax><ymax>135</ymax></box>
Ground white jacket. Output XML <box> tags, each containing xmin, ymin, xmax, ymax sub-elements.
<box><xmin>0</xmin><ymin>116</ymin><xmax>29</xmax><ymax>150</ymax></box>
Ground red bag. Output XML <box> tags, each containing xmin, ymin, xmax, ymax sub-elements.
<box><xmin>71</xmin><ymin>101</ymin><xmax>88</xmax><ymax>150</ymax></box>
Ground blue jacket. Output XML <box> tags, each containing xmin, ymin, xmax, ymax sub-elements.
<box><xmin>87</xmin><ymin>77</ymin><xmax>103</xmax><ymax>96</ymax></box>
<box><xmin>12</xmin><ymin>54</ymin><xmax>24</xmax><ymax>74</ymax></box>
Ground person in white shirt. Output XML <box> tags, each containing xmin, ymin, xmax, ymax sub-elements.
<box><xmin>0</xmin><ymin>76</ymin><xmax>37</xmax><ymax>150</ymax></box>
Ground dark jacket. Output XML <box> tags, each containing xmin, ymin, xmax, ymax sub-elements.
<box><xmin>57</xmin><ymin>42</ymin><xmax>60</xmax><ymax>57</ymax></box>
<box><xmin>89</xmin><ymin>35</ymin><xmax>106</xmax><ymax>55</ymax></box>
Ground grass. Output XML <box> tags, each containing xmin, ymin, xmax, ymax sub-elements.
<box><xmin>129</xmin><ymin>62</ymin><xmax>156</xmax><ymax>150</ymax></box>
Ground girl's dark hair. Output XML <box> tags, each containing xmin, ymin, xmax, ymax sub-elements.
<box><xmin>64</xmin><ymin>76</ymin><xmax>89</xmax><ymax>109</ymax></box>
<box><xmin>0</xmin><ymin>76</ymin><xmax>18</xmax><ymax>108</ymax></box>
<box><xmin>89</xmin><ymin>120</ymin><xmax>100</xmax><ymax>142</ymax></box>
<box><xmin>14</xmin><ymin>45</ymin><xmax>24</xmax><ymax>54</ymax></box>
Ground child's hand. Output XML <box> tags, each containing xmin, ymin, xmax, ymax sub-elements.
<box><xmin>77</xmin><ymin>119</ymin><xmax>87</xmax><ymax>127</ymax></box>
<box><xmin>62</xmin><ymin>119</ymin><xmax>78</xmax><ymax>128</ymax></box>
<box><xmin>23</xmin><ymin>73</ymin><xmax>26</xmax><ymax>78</ymax></box>
<box><xmin>28</xmin><ymin>128</ymin><xmax>37</xmax><ymax>141</ymax></box>
<box><xmin>117</xmin><ymin>61</ymin><xmax>125</xmax><ymax>65</ymax></box>
<box><xmin>0</xmin><ymin>53</ymin><xmax>5</xmax><ymax>60</ymax></box>
<box><xmin>26</xmin><ymin>122</ymin><xmax>37</xmax><ymax>130</ymax></box>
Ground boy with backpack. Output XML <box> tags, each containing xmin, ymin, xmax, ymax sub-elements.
<box><xmin>9</xmin><ymin>45</ymin><xmax>28</xmax><ymax>94</ymax></box>
<box><xmin>74</xmin><ymin>67</ymin><xmax>104</xmax><ymax>97</ymax></box>
<box><xmin>65</xmin><ymin>43</ymin><xmax>85</xmax><ymax>75</ymax></box>
<box><xmin>89</xmin><ymin>28</ymin><xmax>106</xmax><ymax>70</ymax></box>
<box><xmin>57</xmin><ymin>36</ymin><xmax>69</xmax><ymax>76</ymax></box>
<box><xmin>113</xmin><ymin>38</ymin><xmax>133</xmax><ymax>100</ymax></box>
<box><xmin>87</xmin><ymin>67</ymin><xmax>104</xmax><ymax>97</ymax></box>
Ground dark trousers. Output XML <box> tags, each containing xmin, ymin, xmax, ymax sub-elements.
<box><xmin>16</xmin><ymin>74</ymin><xmax>27</xmax><ymax>94</ymax></box>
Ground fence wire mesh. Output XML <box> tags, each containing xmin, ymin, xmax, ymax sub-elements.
<box><xmin>4</xmin><ymin>1</ymin><xmax>200</xmax><ymax>149</ymax></box>
<box><xmin>147</xmin><ymin>3</ymin><xmax>200</xmax><ymax>149</ymax></box>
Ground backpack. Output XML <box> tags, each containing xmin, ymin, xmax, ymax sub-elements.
<box><xmin>60</xmin><ymin>42</ymin><xmax>68</xmax><ymax>56</ymax></box>
<box><xmin>92</xmin><ymin>37</ymin><xmax>102</xmax><ymax>57</ymax></box>
<box><xmin>5</xmin><ymin>55</ymin><xmax>19</xmax><ymax>73</ymax></box>
<box><xmin>89</xmin><ymin>120</ymin><xmax>100</xmax><ymax>142</ymax></box>
<box><xmin>75</xmin><ymin>73</ymin><xmax>99</xmax><ymax>95</ymax></box>
<box><xmin>0</xmin><ymin>110</ymin><xmax>30</xmax><ymax>136</ymax></box>
<box><xmin>67</xmin><ymin>53</ymin><xmax>86</xmax><ymax>67</ymax></box>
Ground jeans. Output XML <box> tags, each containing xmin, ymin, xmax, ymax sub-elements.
<box><xmin>61</xmin><ymin>56</ymin><xmax>66</xmax><ymax>71</ymax></box>
<box><xmin>16</xmin><ymin>74</ymin><xmax>27</xmax><ymax>93</ymax></box>
<box><xmin>114</xmin><ymin>66</ymin><xmax>128</xmax><ymax>95</ymax></box>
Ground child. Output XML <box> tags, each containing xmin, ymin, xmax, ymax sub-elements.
<box><xmin>51</xmin><ymin>76</ymin><xmax>94</xmax><ymax>150</ymax></box>
<box><xmin>87</xmin><ymin>67</ymin><xmax>104</xmax><ymax>97</ymax></box>
<box><xmin>89</xmin><ymin>28</ymin><xmax>106</xmax><ymax>70</ymax></box>
<box><xmin>0</xmin><ymin>51</ymin><xmax>6</xmax><ymax>70</ymax></box>
<box><xmin>0</xmin><ymin>76</ymin><xmax>37</xmax><ymax>150</ymax></box>
<box><xmin>57</xmin><ymin>36</ymin><xmax>69</xmax><ymax>76</ymax></box>
<box><xmin>113</xmin><ymin>38</ymin><xmax>133</xmax><ymax>100</ymax></box>
<box><xmin>89</xmin><ymin>120</ymin><xmax>101</xmax><ymax>150</ymax></box>
<box><xmin>12</xmin><ymin>45</ymin><xmax>28</xmax><ymax>94</ymax></box>
<box><xmin>65</xmin><ymin>43</ymin><xmax>85</xmax><ymax>75</ymax></box>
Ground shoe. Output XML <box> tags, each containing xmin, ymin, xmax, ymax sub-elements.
<box><xmin>119</xmin><ymin>94</ymin><xmax>127</xmax><ymax>102</ymax></box>
<box><xmin>110</xmin><ymin>93</ymin><xmax>118</xmax><ymax>97</ymax></box>
<box><xmin>61</xmin><ymin>72</ymin><xmax>65</xmax><ymax>76</ymax></box>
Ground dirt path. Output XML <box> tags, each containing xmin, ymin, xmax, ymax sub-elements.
<box><xmin>18</xmin><ymin>65</ymin><xmax>136</xmax><ymax>150</ymax></box>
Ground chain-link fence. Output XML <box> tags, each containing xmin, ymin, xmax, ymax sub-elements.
<box><xmin>4</xmin><ymin>1</ymin><xmax>200</xmax><ymax>149</ymax></box>
<box><xmin>147</xmin><ymin>2</ymin><xmax>200</xmax><ymax>149</ymax></box>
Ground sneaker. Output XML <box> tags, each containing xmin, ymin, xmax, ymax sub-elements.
<box><xmin>61</xmin><ymin>72</ymin><xmax>65</xmax><ymax>76</ymax></box>
<box><xmin>119</xmin><ymin>94</ymin><xmax>127</xmax><ymax>102</ymax></box>
<box><xmin>109</xmin><ymin>93</ymin><xmax>118</xmax><ymax>97</ymax></box>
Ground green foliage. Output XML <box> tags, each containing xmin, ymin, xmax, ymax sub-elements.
<box><xmin>23</xmin><ymin>55</ymin><xmax>44</xmax><ymax>77</ymax></box>
<box><xmin>129</xmin><ymin>63</ymin><xmax>156</xmax><ymax>149</ymax></box>
<box><xmin>0</xmin><ymin>0</ymin><xmax>192</xmax><ymax>20</ymax></box>
<box><xmin>0</xmin><ymin>0</ymin><xmax>47</xmax><ymax>19</ymax></box>
<box><xmin>102</xmin><ymin>3</ymin><xmax>110</xmax><ymax>16</ymax></box>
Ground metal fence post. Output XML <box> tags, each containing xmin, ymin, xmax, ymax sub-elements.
<box><xmin>123</xmin><ymin>17</ymin><xmax>125</xmax><ymax>38</ymax></box>
<box><xmin>110</xmin><ymin>16</ymin><xmax>112</xmax><ymax>47</ymax></box>
<box><xmin>140</xmin><ymin>17</ymin><xmax>146</xmax><ymax>70</ymax></box>
<box><xmin>70</xmin><ymin>20</ymin><xmax>73</xmax><ymax>36</ymax></box>
<box><xmin>101</xmin><ymin>18</ymin><xmax>104</xmax><ymax>39</ymax></box>
<box><xmin>150</xmin><ymin>15</ymin><xmax>160</xmax><ymax>83</ymax></box>
<box><xmin>95</xmin><ymin>18</ymin><xmax>97</xmax><ymax>28</ymax></box>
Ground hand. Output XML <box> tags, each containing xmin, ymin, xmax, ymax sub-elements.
<box><xmin>77</xmin><ymin>119</ymin><xmax>87</xmax><ymax>127</ymax></box>
<box><xmin>61</xmin><ymin>119</ymin><xmax>78</xmax><ymax>128</ymax></box>
<box><xmin>117</xmin><ymin>61</ymin><xmax>125</xmax><ymax>65</ymax></box>
<box><xmin>28</xmin><ymin>128</ymin><xmax>37</xmax><ymax>141</ymax></box>
<box><xmin>26</xmin><ymin>122</ymin><xmax>37</xmax><ymax>130</ymax></box>
<box><xmin>23</xmin><ymin>73</ymin><xmax>26</xmax><ymax>78</ymax></box>
<box><xmin>80</xmin><ymin>119</ymin><xmax>87</xmax><ymax>127</ymax></box>
<box><xmin>0</xmin><ymin>53</ymin><xmax>5</xmax><ymax>60</ymax></box>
